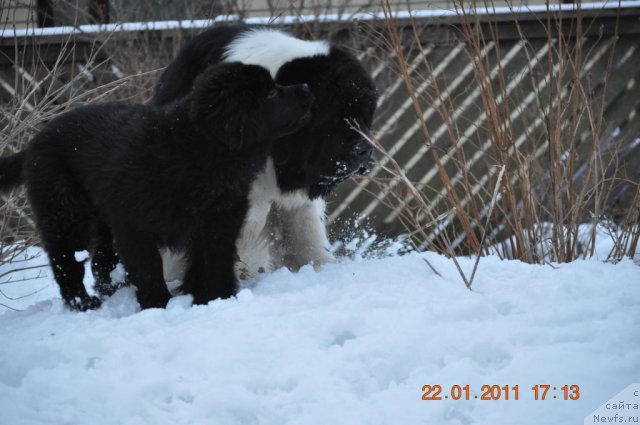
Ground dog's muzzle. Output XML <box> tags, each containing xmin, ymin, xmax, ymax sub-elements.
<box><xmin>352</xmin><ymin>139</ymin><xmax>374</xmax><ymax>175</ymax></box>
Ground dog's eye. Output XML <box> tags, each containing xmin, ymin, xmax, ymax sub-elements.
<box><xmin>267</xmin><ymin>88</ymin><xmax>277</xmax><ymax>99</ymax></box>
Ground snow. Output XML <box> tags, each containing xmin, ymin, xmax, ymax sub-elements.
<box><xmin>0</xmin><ymin>242</ymin><xmax>638</xmax><ymax>425</ymax></box>
<box><xmin>3</xmin><ymin>1</ymin><xmax>640</xmax><ymax>39</ymax></box>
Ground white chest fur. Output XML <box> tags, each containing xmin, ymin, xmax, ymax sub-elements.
<box><xmin>162</xmin><ymin>158</ymin><xmax>334</xmax><ymax>283</ymax></box>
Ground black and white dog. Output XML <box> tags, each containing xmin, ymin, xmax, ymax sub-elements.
<box><xmin>154</xmin><ymin>25</ymin><xmax>378</xmax><ymax>281</ymax></box>
<box><xmin>0</xmin><ymin>63</ymin><xmax>313</xmax><ymax>310</ymax></box>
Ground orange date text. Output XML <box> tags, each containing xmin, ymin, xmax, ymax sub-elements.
<box><xmin>421</xmin><ymin>384</ymin><xmax>580</xmax><ymax>401</ymax></box>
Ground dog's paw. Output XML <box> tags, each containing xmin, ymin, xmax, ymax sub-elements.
<box><xmin>310</xmin><ymin>250</ymin><xmax>337</xmax><ymax>269</ymax></box>
<box><xmin>66</xmin><ymin>295</ymin><xmax>102</xmax><ymax>311</ymax></box>
<box><xmin>191</xmin><ymin>286</ymin><xmax>237</xmax><ymax>305</ymax></box>
<box><xmin>93</xmin><ymin>281</ymin><xmax>117</xmax><ymax>298</ymax></box>
<box><xmin>137</xmin><ymin>290</ymin><xmax>171</xmax><ymax>310</ymax></box>
<box><xmin>281</xmin><ymin>250</ymin><xmax>336</xmax><ymax>272</ymax></box>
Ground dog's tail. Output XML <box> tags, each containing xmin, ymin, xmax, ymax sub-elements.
<box><xmin>0</xmin><ymin>151</ymin><xmax>26</xmax><ymax>193</ymax></box>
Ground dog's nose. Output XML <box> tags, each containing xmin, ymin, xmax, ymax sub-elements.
<box><xmin>299</xmin><ymin>83</ymin><xmax>311</xmax><ymax>97</ymax></box>
<box><xmin>297</xmin><ymin>83</ymin><xmax>314</xmax><ymax>107</ymax></box>
<box><xmin>294</xmin><ymin>83</ymin><xmax>310</xmax><ymax>96</ymax></box>
<box><xmin>354</xmin><ymin>138</ymin><xmax>373</xmax><ymax>160</ymax></box>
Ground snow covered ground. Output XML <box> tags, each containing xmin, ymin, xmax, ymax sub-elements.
<box><xmin>0</xmin><ymin>244</ymin><xmax>638</xmax><ymax>425</ymax></box>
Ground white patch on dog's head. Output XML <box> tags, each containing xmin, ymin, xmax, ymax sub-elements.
<box><xmin>223</xmin><ymin>28</ymin><xmax>330</xmax><ymax>78</ymax></box>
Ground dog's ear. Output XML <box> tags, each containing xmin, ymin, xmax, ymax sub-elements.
<box><xmin>188</xmin><ymin>64</ymin><xmax>233</xmax><ymax>122</ymax></box>
<box><xmin>187</xmin><ymin>63</ymin><xmax>268</xmax><ymax>150</ymax></box>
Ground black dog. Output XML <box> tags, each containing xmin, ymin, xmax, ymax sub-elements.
<box><xmin>0</xmin><ymin>63</ymin><xmax>313</xmax><ymax>310</ymax></box>
<box><xmin>154</xmin><ymin>25</ymin><xmax>379</xmax><ymax>282</ymax></box>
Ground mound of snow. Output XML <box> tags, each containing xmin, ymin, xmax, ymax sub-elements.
<box><xmin>0</xmin><ymin>248</ymin><xmax>638</xmax><ymax>424</ymax></box>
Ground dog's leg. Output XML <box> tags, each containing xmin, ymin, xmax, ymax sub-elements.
<box><xmin>27</xmin><ymin>176</ymin><xmax>100</xmax><ymax>310</ymax></box>
<box><xmin>161</xmin><ymin>248</ymin><xmax>187</xmax><ymax>283</ymax></box>
<box><xmin>274</xmin><ymin>197</ymin><xmax>336</xmax><ymax>271</ymax></box>
<box><xmin>90</xmin><ymin>220</ymin><xmax>120</xmax><ymax>297</ymax></box>
<box><xmin>112</xmin><ymin>225</ymin><xmax>171</xmax><ymax>309</ymax></box>
<box><xmin>39</xmin><ymin>217</ymin><xmax>100</xmax><ymax>310</ymax></box>
<box><xmin>182</xmin><ymin>248</ymin><xmax>237</xmax><ymax>305</ymax></box>
<box><xmin>234</xmin><ymin>159</ymin><xmax>279</xmax><ymax>280</ymax></box>
<box><xmin>182</xmin><ymin>220</ymin><xmax>241</xmax><ymax>305</ymax></box>
<box><xmin>45</xmin><ymin>239</ymin><xmax>101</xmax><ymax>311</ymax></box>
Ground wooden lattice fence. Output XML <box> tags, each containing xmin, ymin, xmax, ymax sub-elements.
<box><xmin>1</xmin><ymin>3</ymin><xmax>639</xmax><ymax>255</ymax></box>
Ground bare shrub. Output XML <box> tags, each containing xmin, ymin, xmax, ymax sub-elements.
<box><xmin>357</xmin><ymin>0</ymin><xmax>639</xmax><ymax>269</ymax></box>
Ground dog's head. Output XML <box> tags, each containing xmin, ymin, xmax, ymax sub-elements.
<box><xmin>272</xmin><ymin>47</ymin><xmax>378</xmax><ymax>197</ymax></box>
<box><xmin>190</xmin><ymin>62</ymin><xmax>314</xmax><ymax>148</ymax></box>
